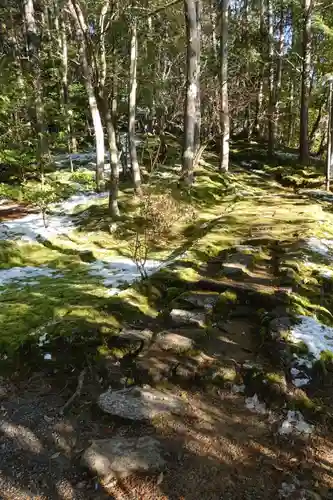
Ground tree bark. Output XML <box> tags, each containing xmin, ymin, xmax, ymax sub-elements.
<box><xmin>128</xmin><ymin>19</ymin><xmax>142</xmax><ymax>194</ymax></box>
<box><xmin>288</xmin><ymin>78</ymin><xmax>295</xmax><ymax>146</ymax></box>
<box><xmin>326</xmin><ymin>83</ymin><xmax>333</xmax><ymax>191</ymax></box>
<box><xmin>182</xmin><ymin>0</ymin><xmax>201</xmax><ymax>184</ymax></box>
<box><xmin>309</xmin><ymin>99</ymin><xmax>325</xmax><ymax>148</ymax></box>
<box><xmin>273</xmin><ymin>4</ymin><xmax>284</xmax><ymax>147</ymax></box>
<box><xmin>299</xmin><ymin>0</ymin><xmax>313</xmax><ymax>164</ymax></box>
<box><xmin>219</xmin><ymin>0</ymin><xmax>229</xmax><ymax>172</ymax></box>
<box><xmin>267</xmin><ymin>0</ymin><xmax>274</xmax><ymax>155</ymax></box>
<box><xmin>98</xmin><ymin>1</ymin><xmax>120</xmax><ymax>216</ymax></box>
<box><xmin>56</xmin><ymin>5</ymin><xmax>75</xmax><ymax>171</ymax></box>
<box><xmin>23</xmin><ymin>0</ymin><xmax>48</xmax><ymax>183</ymax></box>
<box><xmin>68</xmin><ymin>0</ymin><xmax>105</xmax><ymax>191</ymax></box>
<box><xmin>254</xmin><ymin>0</ymin><xmax>265</xmax><ymax>136</ymax></box>
<box><xmin>194</xmin><ymin>0</ymin><xmax>201</xmax><ymax>153</ymax></box>
<box><xmin>103</xmin><ymin>100</ymin><xmax>120</xmax><ymax>216</ymax></box>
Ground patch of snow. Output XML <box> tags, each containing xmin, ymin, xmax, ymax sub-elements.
<box><xmin>0</xmin><ymin>266</ymin><xmax>59</xmax><ymax>288</ymax></box>
<box><xmin>292</xmin><ymin>377</ymin><xmax>311</xmax><ymax>388</ymax></box>
<box><xmin>320</xmin><ymin>269</ymin><xmax>333</xmax><ymax>279</ymax></box>
<box><xmin>275</xmin><ymin>151</ymin><xmax>299</xmax><ymax>160</ymax></box>
<box><xmin>44</xmin><ymin>353</ymin><xmax>52</xmax><ymax>360</ymax></box>
<box><xmin>245</xmin><ymin>394</ymin><xmax>267</xmax><ymax>414</ymax></box>
<box><xmin>290</xmin><ymin>367</ymin><xmax>301</xmax><ymax>377</ymax></box>
<box><xmin>87</xmin><ymin>256</ymin><xmax>163</xmax><ymax>290</ymax></box>
<box><xmin>232</xmin><ymin>384</ymin><xmax>245</xmax><ymax>394</ymax></box>
<box><xmin>0</xmin><ymin>192</ymin><xmax>108</xmax><ymax>242</ymax></box>
<box><xmin>302</xmin><ymin>189</ymin><xmax>333</xmax><ymax>202</ymax></box>
<box><xmin>38</xmin><ymin>332</ymin><xmax>49</xmax><ymax>347</ymax></box>
<box><xmin>278</xmin><ymin>480</ymin><xmax>299</xmax><ymax>499</ymax></box>
<box><xmin>305</xmin><ymin>237</ymin><xmax>333</xmax><ymax>257</ymax></box>
<box><xmin>278</xmin><ymin>410</ymin><xmax>313</xmax><ymax>436</ymax></box>
<box><xmin>290</xmin><ymin>315</ymin><xmax>333</xmax><ymax>359</ymax></box>
<box><xmin>154</xmin><ymin>171</ymin><xmax>176</xmax><ymax>179</ymax></box>
<box><xmin>54</xmin><ymin>192</ymin><xmax>107</xmax><ymax>214</ymax></box>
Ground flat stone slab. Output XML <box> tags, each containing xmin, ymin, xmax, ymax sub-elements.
<box><xmin>179</xmin><ymin>292</ymin><xmax>219</xmax><ymax>310</ymax></box>
<box><xmin>98</xmin><ymin>386</ymin><xmax>186</xmax><ymax>421</ymax></box>
<box><xmin>170</xmin><ymin>309</ymin><xmax>206</xmax><ymax>327</ymax></box>
<box><xmin>82</xmin><ymin>436</ymin><xmax>165</xmax><ymax>479</ymax></box>
<box><xmin>156</xmin><ymin>332</ymin><xmax>194</xmax><ymax>353</ymax></box>
<box><xmin>119</xmin><ymin>328</ymin><xmax>153</xmax><ymax>342</ymax></box>
<box><xmin>221</xmin><ymin>263</ymin><xmax>247</xmax><ymax>278</ymax></box>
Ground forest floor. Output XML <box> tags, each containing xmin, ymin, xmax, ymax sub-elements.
<box><xmin>1</xmin><ymin>142</ymin><xmax>333</xmax><ymax>498</ymax></box>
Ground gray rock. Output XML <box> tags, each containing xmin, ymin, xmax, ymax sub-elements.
<box><xmin>119</xmin><ymin>328</ymin><xmax>153</xmax><ymax>342</ymax></box>
<box><xmin>98</xmin><ymin>385</ymin><xmax>186</xmax><ymax>421</ymax></box>
<box><xmin>79</xmin><ymin>250</ymin><xmax>95</xmax><ymax>262</ymax></box>
<box><xmin>228</xmin><ymin>305</ymin><xmax>253</xmax><ymax>318</ymax></box>
<box><xmin>156</xmin><ymin>332</ymin><xmax>194</xmax><ymax>353</ymax></box>
<box><xmin>82</xmin><ymin>436</ymin><xmax>165</xmax><ymax>479</ymax></box>
<box><xmin>179</xmin><ymin>292</ymin><xmax>219</xmax><ymax>310</ymax></box>
<box><xmin>221</xmin><ymin>263</ymin><xmax>247</xmax><ymax>278</ymax></box>
<box><xmin>170</xmin><ymin>309</ymin><xmax>205</xmax><ymax>328</ymax></box>
<box><xmin>269</xmin><ymin>316</ymin><xmax>292</xmax><ymax>340</ymax></box>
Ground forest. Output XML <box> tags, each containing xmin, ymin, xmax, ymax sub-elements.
<box><xmin>1</xmin><ymin>0</ymin><xmax>333</xmax><ymax>498</ymax></box>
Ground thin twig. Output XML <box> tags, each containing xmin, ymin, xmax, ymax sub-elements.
<box><xmin>59</xmin><ymin>368</ymin><xmax>86</xmax><ymax>415</ymax></box>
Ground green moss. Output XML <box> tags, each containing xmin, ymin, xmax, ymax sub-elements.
<box><xmin>291</xmin><ymin>340</ymin><xmax>309</xmax><ymax>355</ymax></box>
<box><xmin>288</xmin><ymin>391</ymin><xmax>319</xmax><ymax>413</ymax></box>
<box><xmin>320</xmin><ymin>350</ymin><xmax>333</xmax><ymax>364</ymax></box>
<box><xmin>265</xmin><ymin>372</ymin><xmax>285</xmax><ymax>385</ymax></box>
<box><xmin>210</xmin><ymin>366</ymin><xmax>237</xmax><ymax>386</ymax></box>
<box><xmin>214</xmin><ymin>290</ymin><xmax>239</xmax><ymax>318</ymax></box>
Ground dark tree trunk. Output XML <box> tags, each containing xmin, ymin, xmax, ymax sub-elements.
<box><xmin>220</xmin><ymin>0</ymin><xmax>229</xmax><ymax>171</ymax></box>
<box><xmin>182</xmin><ymin>0</ymin><xmax>201</xmax><ymax>185</ymax></box>
<box><xmin>299</xmin><ymin>0</ymin><xmax>313</xmax><ymax>164</ymax></box>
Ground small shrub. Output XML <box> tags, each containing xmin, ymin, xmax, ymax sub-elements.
<box><xmin>0</xmin><ymin>183</ymin><xmax>23</xmax><ymax>202</ymax></box>
<box><xmin>129</xmin><ymin>190</ymin><xmax>196</xmax><ymax>278</ymax></box>
<box><xmin>23</xmin><ymin>183</ymin><xmax>58</xmax><ymax>227</ymax></box>
<box><xmin>70</xmin><ymin>171</ymin><xmax>95</xmax><ymax>190</ymax></box>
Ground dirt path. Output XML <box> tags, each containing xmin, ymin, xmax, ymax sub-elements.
<box><xmin>1</xmin><ymin>186</ymin><xmax>333</xmax><ymax>499</ymax></box>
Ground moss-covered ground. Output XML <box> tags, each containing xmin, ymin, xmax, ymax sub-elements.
<box><xmin>2</xmin><ymin>139</ymin><xmax>333</xmax><ymax>398</ymax></box>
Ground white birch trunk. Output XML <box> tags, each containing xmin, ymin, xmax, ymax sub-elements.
<box><xmin>128</xmin><ymin>20</ymin><xmax>142</xmax><ymax>194</ymax></box>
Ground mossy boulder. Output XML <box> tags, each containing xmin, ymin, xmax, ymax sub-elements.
<box><xmin>268</xmin><ymin>316</ymin><xmax>292</xmax><ymax>340</ymax></box>
<box><xmin>214</xmin><ymin>290</ymin><xmax>239</xmax><ymax>318</ymax></box>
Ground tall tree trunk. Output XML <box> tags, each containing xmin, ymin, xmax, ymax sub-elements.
<box><xmin>267</xmin><ymin>0</ymin><xmax>274</xmax><ymax>155</ymax></box>
<box><xmin>273</xmin><ymin>4</ymin><xmax>284</xmax><ymax>146</ymax></box>
<box><xmin>244</xmin><ymin>0</ymin><xmax>251</xmax><ymax>138</ymax></box>
<box><xmin>23</xmin><ymin>0</ymin><xmax>48</xmax><ymax>183</ymax></box>
<box><xmin>194</xmin><ymin>0</ymin><xmax>201</xmax><ymax>153</ymax></box>
<box><xmin>103</xmin><ymin>101</ymin><xmax>120</xmax><ymax>216</ymax></box>
<box><xmin>309</xmin><ymin>98</ymin><xmax>325</xmax><ymax>148</ymax></box>
<box><xmin>57</xmin><ymin>8</ymin><xmax>75</xmax><ymax>171</ymax></box>
<box><xmin>299</xmin><ymin>0</ymin><xmax>313</xmax><ymax>164</ymax></box>
<box><xmin>128</xmin><ymin>19</ymin><xmax>142</xmax><ymax>194</ymax></box>
<box><xmin>210</xmin><ymin>0</ymin><xmax>218</xmax><ymax>60</ymax></box>
<box><xmin>326</xmin><ymin>82</ymin><xmax>333</xmax><ymax>191</ymax></box>
<box><xmin>98</xmin><ymin>1</ymin><xmax>120</xmax><ymax>216</ymax></box>
<box><xmin>254</xmin><ymin>0</ymin><xmax>265</xmax><ymax>136</ymax></box>
<box><xmin>219</xmin><ymin>0</ymin><xmax>229</xmax><ymax>172</ymax></box>
<box><xmin>182</xmin><ymin>0</ymin><xmax>200</xmax><ymax>184</ymax></box>
<box><xmin>68</xmin><ymin>0</ymin><xmax>105</xmax><ymax>191</ymax></box>
<box><xmin>288</xmin><ymin>78</ymin><xmax>295</xmax><ymax>146</ymax></box>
